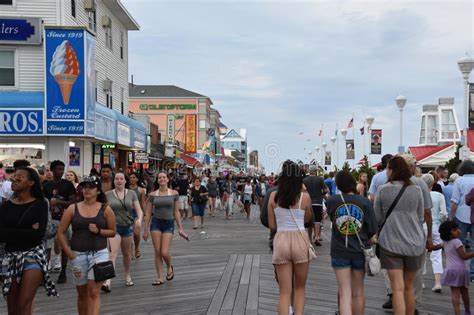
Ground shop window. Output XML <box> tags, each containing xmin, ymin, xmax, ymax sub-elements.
<box><xmin>88</xmin><ymin>11</ymin><xmax>97</xmax><ymax>33</ymax></box>
<box><xmin>120</xmin><ymin>31</ymin><xmax>124</xmax><ymax>59</ymax></box>
<box><xmin>71</xmin><ymin>0</ymin><xmax>76</xmax><ymax>18</ymax></box>
<box><xmin>0</xmin><ymin>50</ymin><xmax>15</xmax><ymax>87</ymax></box>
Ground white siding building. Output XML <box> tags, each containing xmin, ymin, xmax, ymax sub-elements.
<box><xmin>0</xmin><ymin>0</ymin><xmax>144</xmax><ymax>175</ymax></box>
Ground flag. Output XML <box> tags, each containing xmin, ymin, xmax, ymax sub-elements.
<box><xmin>335</xmin><ymin>129</ymin><xmax>338</xmax><ymax>136</ymax></box>
<box><xmin>360</xmin><ymin>127</ymin><xmax>364</xmax><ymax>135</ymax></box>
<box><xmin>347</xmin><ymin>118</ymin><xmax>354</xmax><ymax>129</ymax></box>
<box><xmin>318</xmin><ymin>129</ymin><xmax>322</xmax><ymax>136</ymax></box>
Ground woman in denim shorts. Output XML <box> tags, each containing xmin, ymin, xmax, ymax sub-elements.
<box><xmin>326</xmin><ymin>171</ymin><xmax>377</xmax><ymax>315</ymax></box>
<box><xmin>143</xmin><ymin>173</ymin><xmax>188</xmax><ymax>285</ymax></box>
<box><xmin>104</xmin><ymin>172</ymin><xmax>144</xmax><ymax>289</ymax></box>
<box><xmin>57</xmin><ymin>175</ymin><xmax>116</xmax><ymax>315</ymax></box>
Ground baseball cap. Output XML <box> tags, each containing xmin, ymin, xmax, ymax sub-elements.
<box><xmin>79</xmin><ymin>175</ymin><xmax>100</xmax><ymax>187</ymax></box>
<box><xmin>399</xmin><ymin>153</ymin><xmax>417</xmax><ymax>166</ymax></box>
<box><xmin>309</xmin><ymin>165</ymin><xmax>318</xmax><ymax>173</ymax></box>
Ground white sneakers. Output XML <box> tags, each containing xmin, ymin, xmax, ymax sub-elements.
<box><xmin>432</xmin><ymin>284</ymin><xmax>442</xmax><ymax>293</ymax></box>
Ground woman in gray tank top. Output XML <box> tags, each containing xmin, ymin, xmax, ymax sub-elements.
<box><xmin>57</xmin><ymin>175</ymin><xmax>116</xmax><ymax>314</ymax></box>
<box><xmin>129</xmin><ymin>173</ymin><xmax>146</xmax><ymax>259</ymax></box>
<box><xmin>143</xmin><ymin>172</ymin><xmax>188</xmax><ymax>285</ymax></box>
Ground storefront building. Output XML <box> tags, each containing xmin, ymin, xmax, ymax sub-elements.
<box><xmin>129</xmin><ymin>84</ymin><xmax>218</xmax><ymax>168</ymax></box>
<box><xmin>0</xmin><ymin>1</ymin><xmax>145</xmax><ymax>176</ymax></box>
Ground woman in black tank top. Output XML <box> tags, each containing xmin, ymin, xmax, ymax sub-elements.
<box><xmin>57</xmin><ymin>176</ymin><xmax>116</xmax><ymax>314</ymax></box>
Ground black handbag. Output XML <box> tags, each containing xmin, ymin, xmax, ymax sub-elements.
<box><xmin>92</xmin><ymin>261</ymin><xmax>115</xmax><ymax>282</ymax></box>
<box><xmin>375</xmin><ymin>185</ymin><xmax>407</xmax><ymax>258</ymax></box>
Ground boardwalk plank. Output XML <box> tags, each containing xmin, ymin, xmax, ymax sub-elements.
<box><xmin>221</xmin><ymin>254</ymin><xmax>245</xmax><ymax>311</ymax></box>
<box><xmin>206</xmin><ymin>254</ymin><xmax>238</xmax><ymax>315</ymax></box>
<box><xmin>246</xmin><ymin>254</ymin><xmax>260</xmax><ymax>311</ymax></box>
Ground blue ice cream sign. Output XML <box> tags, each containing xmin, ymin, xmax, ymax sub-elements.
<box><xmin>45</xmin><ymin>28</ymin><xmax>94</xmax><ymax>135</ymax></box>
<box><xmin>0</xmin><ymin>17</ymin><xmax>42</xmax><ymax>45</ymax></box>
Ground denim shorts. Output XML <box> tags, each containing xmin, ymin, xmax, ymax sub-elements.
<box><xmin>23</xmin><ymin>260</ymin><xmax>41</xmax><ymax>271</ymax></box>
<box><xmin>331</xmin><ymin>256</ymin><xmax>365</xmax><ymax>270</ymax></box>
<box><xmin>192</xmin><ymin>203</ymin><xmax>206</xmax><ymax>217</ymax></box>
<box><xmin>116</xmin><ymin>224</ymin><xmax>133</xmax><ymax>238</ymax></box>
<box><xmin>69</xmin><ymin>248</ymin><xmax>109</xmax><ymax>286</ymax></box>
<box><xmin>150</xmin><ymin>217</ymin><xmax>175</xmax><ymax>233</ymax></box>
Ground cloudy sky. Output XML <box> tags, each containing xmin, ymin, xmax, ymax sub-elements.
<box><xmin>123</xmin><ymin>0</ymin><xmax>473</xmax><ymax>172</ymax></box>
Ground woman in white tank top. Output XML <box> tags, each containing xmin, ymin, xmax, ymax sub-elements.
<box><xmin>243</xmin><ymin>178</ymin><xmax>254</xmax><ymax>219</ymax></box>
<box><xmin>268</xmin><ymin>161</ymin><xmax>313</xmax><ymax>315</ymax></box>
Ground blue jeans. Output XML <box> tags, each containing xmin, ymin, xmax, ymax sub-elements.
<box><xmin>192</xmin><ymin>203</ymin><xmax>206</xmax><ymax>217</ymax></box>
<box><xmin>454</xmin><ymin>217</ymin><xmax>474</xmax><ymax>279</ymax></box>
<box><xmin>150</xmin><ymin>218</ymin><xmax>174</xmax><ymax>234</ymax></box>
<box><xmin>116</xmin><ymin>225</ymin><xmax>133</xmax><ymax>238</ymax></box>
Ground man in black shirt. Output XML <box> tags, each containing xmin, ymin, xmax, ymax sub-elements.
<box><xmin>42</xmin><ymin>160</ymin><xmax>76</xmax><ymax>284</ymax></box>
<box><xmin>173</xmin><ymin>173</ymin><xmax>191</xmax><ymax>219</ymax></box>
<box><xmin>303</xmin><ymin>165</ymin><xmax>328</xmax><ymax>246</ymax></box>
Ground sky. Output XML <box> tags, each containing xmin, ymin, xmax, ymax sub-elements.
<box><xmin>123</xmin><ymin>0</ymin><xmax>473</xmax><ymax>173</ymax></box>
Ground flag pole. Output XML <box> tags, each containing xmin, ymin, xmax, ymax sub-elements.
<box><xmin>321</xmin><ymin>123</ymin><xmax>324</xmax><ymax>165</ymax></box>
<box><xmin>336</xmin><ymin>123</ymin><xmax>339</xmax><ymax>169</ymax></box>
<box><xmin>352</xmin><ymin>113</ymin><xmax>355</xmax><ymax>168</ymax></box>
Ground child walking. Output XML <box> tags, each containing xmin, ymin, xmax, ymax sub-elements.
<box><xmin>434</xmin><ymin>221</ymin><xmax>474</xmax><ymax>315</ymax></box>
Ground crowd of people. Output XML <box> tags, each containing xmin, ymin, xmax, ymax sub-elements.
<box><xmin>0</xmin><ymin>155</ymin><xmax>473</xmax><ymax>315</ymax></box>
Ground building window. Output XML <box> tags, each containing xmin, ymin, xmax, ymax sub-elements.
<box><xmin>88</xmin><ymin>11</ymin><xmax>97</xmax><ymax>32</ymax></box>
<box><xmin>441</xmin><ymin>110</ymin><xmax>458</xmax><ymax>140</ymax></box>
<box><xmin>120</xmin><ymin>31</ymin><xmax>124</xmax><ymax>59</ymax></box>
<box><xmin>419</xmin><ymin>116</ymin><xmax>426</xmax><ymax>144</ymax></box>
<box><xmin>94</xmin><ymin>70</ymin><xmax>98</xmax><ymax>102</ymax></box>
<box><xmin>0</xmin><ymin>50</ymin><xmax>15</xmax><ymax>86</ymax></box>
<box><xmin>105</xmin><ymin>19</ymin><xmax>112</xmax><ymax>50</ymax></box>
<box><xmin>0</xmin><ymin>0</ymin><xmax>13</xmax><ymax>5</ymax></box>
<box><xmin>71</xmin><ymin>0</ymin><xmax>76</xmax><ymax>18</ymax></box>
<box><xmin>121</xmin><ymin>87</ymin><xmax>124</xmax><ymax>114</ymax></box>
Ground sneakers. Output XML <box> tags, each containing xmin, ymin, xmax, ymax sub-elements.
<box><xmin>382</xmin><ymin>294</ymin><xmax>392</xmax><ymax>309</ymax></box>
<box><xmin>57</xmin><ymin>272</ymin><xmax>67</xmax><ymax>284</ymax></box>
<box><xmin>432</xmin><ymin>285</ymin><xmax>442</xmax><ymax>293</ymax></box>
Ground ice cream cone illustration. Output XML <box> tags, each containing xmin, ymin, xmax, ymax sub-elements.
<box><xmin>50</xmin><ymin>40</ymin><xmax>80</xmax><ymax>105</ymax></box>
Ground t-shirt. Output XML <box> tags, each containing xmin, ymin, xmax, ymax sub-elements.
<box><xmin>236</xmin><ymin>177</ymin><xmax>246</xmax><ymax>192</ymax></box>
<box><xmin>174</xmin><ymin>179</ymin><xmax>190</xmax><ymax>196</ymax></box>
<box><xmin>443</xmin><ymin>238</ymin><xmax>466</xmax><ymax>271</ymax></box>
<box><xmin>190</xmin><ymin>186</ymin><xmax>208</xmax><ymax>204</ymax></box>
<box><xmin>327</xmin><ymin>194</ymin><xmax>377</xmax><ymax>260</ymax></box>
<box><xmin>43</xmin><ymin>179</ymin><xmax>76</xmax><ymax>220</ymax></box>
<box><xmin>105</xmin><ymin>189</ymin><xmax>138</xmax><ymax>226</ymax></box>
<box><xmin>324</xmin><ymin>178</ymin><xmax>336</xmax><ymax>196</ymax></box>
<box><xmin>303</xmin><ymin>176</ymin><xmax>326</xmax><ymax>205</ymax></box>
<box><xmin>207</xmin><ymin>181</ymin><xmax>219</xmax><ymax>197</ymax></box>
<box><xmin>368</xmin><ymin>170</ymin><xmax>388</xmax><ymax>196</ymax></box>
<box><xmin>0</xmin><ymin>199</ymin><xmax>48</xmax><ymax>252</ymax></box>
<box><xmin>149</xmin><ymin>193</ymin><xmax>179</xmax><ymax>220</ymax></box>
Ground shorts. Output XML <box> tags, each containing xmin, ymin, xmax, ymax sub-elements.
<box><xmin>192</xmin><ymin>203</ymin><xmax>206</xmax><ymax>217</ymax></box>
<box><xmin>243</xmin><ymin>193</ymin><xmax>252</xmax><ymax>204</ymax></box>
<box><xmin>312</xmin><ymin>205</ymin><xmax>323</xmax><ymax>223</ymax></box>
<box><xmin>69</xmin><ymin>248</ymin><xmax>109</xmax><ymax>286</ymax></box>
<box><xmin>272</xmin><ymin>231</ymin><xmax>310</xmax><ymax>265</ymax></box>
<box><xmin>178</xmin><ymin>195</ymin><xmax>189</xmax><ymax>210</ymax></box>
<box><xmin>150</xmin><ymin>218</ymin><xmax>175</xmax><ymax>234</ymax></box>
<box><xmin>23</xmin><ymin>260</ymin><xmax>41</xmax><ymax>271</ymax></box>
<box><xmin>379</xmin><ymin>246</ymin><xmax>423</xmax><ymax>272</ymax></box>
<box><xmin>116</xmin><ymin>224</ymin><xmax>133</xmax><ymax>238</ymax></box>
<box><xmin>331</xmin><ymin>257</ymin><xmax>365</xmax><ymax>270</ymax></box>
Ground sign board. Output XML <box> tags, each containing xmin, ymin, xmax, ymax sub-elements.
<box><xmin>0</xmin><ymin>17</ymin><xmax>42</xmax><ymax>45</ymax></box>
<box><xmin>185</xmin><ymin>114</ymin><xmax>197</xmax><ymax>153</ymax></box>
<box><xmin>45</xmin><ymin>28</ymin><xmax>94</xmax><ymax>136</ymax></box>
<box><xmin>346</xmin><ymin>139</ymin><xmax>355</xmax><ymax>160</ymax></box>
<box><xmin>117</xmin><ymin>122</ymin><xmax>131</xmax><ymax>146</ymax></box>
<box><xmin>167</xmin><ymin>115</ymin><xmax>175</xmax><ymax>142</ymax></box>
<box><xmin>370</xmin><ymin>129</ymin><xmax>382</xmax><ymax>154</ymax></box>
<box><xmin>139</xmin><ymin>104</ymin><xmax>196</xmax><ymax>110</ymax></box>
<box><xmin>134</xmin><ymin>152</ymin><xmax>149</xmax><ymax>164</ymax></box>
<box><xmin>101</xmin><ymin>144</ymin><xmax>116</xmax><ymax>149</ymax></box>
<box><xmin>0</xmin><ymin>109</ymin><xmax>43</xmax><ymax>135</ymax></box>
<box><xmin>69</xmin><ymin>147</ymin><xmax>80</xmax><ymax>166</ymax></box>
<box><xmin>324</xmin><ymin>151</ymin><xmax>332</xmax><ymax>165</ymax></box>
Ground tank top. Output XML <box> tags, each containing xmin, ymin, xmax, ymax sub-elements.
<box><xmin>70</xmin><ymin>203</ymin><xmax>108</xmax><ymax>252</ymax></box>
<box><xmin>244</xmin><ymin>184</ymin><xmax>253</xmax><ymax>195</ymax></box>
<box><xmin>131</xmin><ymin>186</ymin><xmax>141</xmax><ymax>200</ymax></box>
<box><xmin>275</xmin><ymin>194</ymin><xmax>305</xmax><ymax>232</ymax></box>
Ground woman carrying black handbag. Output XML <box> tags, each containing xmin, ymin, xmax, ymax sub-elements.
<box><xmin>57</xmin><ymin>176</ymin><xmax>116</xmax><ymax>315</ymax></box>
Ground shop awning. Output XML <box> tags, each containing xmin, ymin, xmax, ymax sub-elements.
<box><xmin>180</xmin><ymin>154</ymin><xmax>203</xmax><ymax>167</ymax></box>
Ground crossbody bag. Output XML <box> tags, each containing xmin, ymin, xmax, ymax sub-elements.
<box><xmin>340</xmin><ymin>194</ymin><xmax>380</xmax><ymax>276</ymax></box>
<box><xmin>288</xmin><ymin>193</ymin><xmax>317</xmax><ymax>261</ymax></box>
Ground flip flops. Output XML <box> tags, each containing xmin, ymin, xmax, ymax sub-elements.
<box><xmin>152</xmin><ymin>280</ymin><xmax>164</xmax><ymax>286</ymax></box>
<box><xmin>125</xmin><ymin>280</ymin><xmax>134</xmax><ymax>286</ymax></box>
<box><xmin>166</xmin><ymin>265</ymin><xmax>174</xmax><ymax>281</ymax></box>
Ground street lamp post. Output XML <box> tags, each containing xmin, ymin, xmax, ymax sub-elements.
<box><xmin>457</xmin><ymin>56</ymin><xmax>474</xmax><ymax>160</ymax></box>
<box><xmin>396</xmin><ymin>95</ymin><xmax>407</xmax><ymax>153</ymax></box>
<box><xmin>315</xmin><ymin>146</ymin><xmax>320</xmax><ymax>167</ymax></box>
<box><xmin>330</xmin><ymin>136</ymin><xmax>336</xmax><ymax>168</ymax></box>
<box><xmin>365</xmin><ymin>115</ymin><xmax>374</xmax><ymax>163</ymax></box>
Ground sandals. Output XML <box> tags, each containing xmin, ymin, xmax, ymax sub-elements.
<box><xmin>166</xmin><ymin>265</ymin><xmax>174</xmax><ymax>281</ymax></box>
<box><xmin>125</xmin><ymin>280</ymin><xmax>134</xmax><ymax>286</ymax></box>
<box><xmin>101</xmin><ymin>284</ymin><xmax>111</xmax><ymax>293</ymax></box>
<box><xmin>152</xmin><ymin>279</ymin><xmax>164</xmax><ymax>286</ymax></box>
<box><xmin>135</xmin><ymin>249</ymin><xmax>141</xmax><ymax>259</ymax></box>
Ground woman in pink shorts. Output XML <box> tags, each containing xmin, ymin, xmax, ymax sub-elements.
<box><xmin>268</xmin><ymin>161</ymin><xmax>313</xmax><ymax>315</ymax></box>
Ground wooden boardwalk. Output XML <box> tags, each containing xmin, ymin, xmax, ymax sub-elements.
<box><xmin>2</xmin><ymin>205</ymin><xmax>472</xmax><ymax>314</ymax></box>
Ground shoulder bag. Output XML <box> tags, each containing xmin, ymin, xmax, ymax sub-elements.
<box><xmin>288</xmin><ymin>193</ymin><xmax>317</xmax><ymax>261</ymax></box>
<box><xmin>87</xmin><ymin>203</ymin><xmax>115</xmax><ymax>282</ymax></box>
<box><xmin>340</xmin><ymin>194</ymin><xmax>380</xmax><ymax>276</ymax></box>
<box><xmin>375</xmin><ymin>185</ymin><xmax>407</xmax><ymax>258</ymax></box>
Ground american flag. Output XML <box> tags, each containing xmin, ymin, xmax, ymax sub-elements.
<box><xmin>360</xmin><ymin>127</ymin><xmax>365</xmax><ymax>135</ymax></box>
<box><xmin>347</xmin><ymin>118</ymin><xmax>354</xmax><ymax>128</ymax></box>
<box><xmin>318</xmin><ymin>129</ymin><xmax>322</xmax><ymax>136</ymax></box>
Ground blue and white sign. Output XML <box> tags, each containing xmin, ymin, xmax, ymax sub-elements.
<box><xmin>95</xmin><ymin>113</ymin><xmax>116</xmax><ymax>143</ymax></box>
<box><xmin>0</xmin><ymin>110</ymin><xmax>43</xmax><ymax>135</ymax></box>
<box><xmin>45</xmin><ymin>28</ymin><xmax>95</xmax><ymax>136</ymax></box>
<box><xmin>133</xmin><ymin>129</ymin><xmax>146</xmax><ymax>150</ymax></box>
<box><xmin>0</xmin><ymin>17</ymin><xmax>42</xmax><ymax>45</ymax></box>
